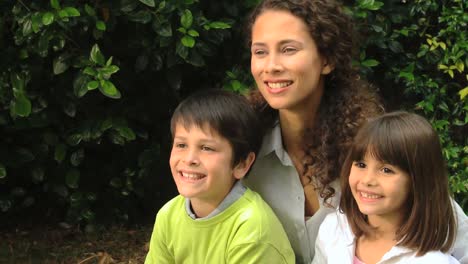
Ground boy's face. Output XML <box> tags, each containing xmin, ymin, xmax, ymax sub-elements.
<box><xmin>170</xmin><ymin>122</ymin><xmax>246</xmax><ymax>211</ymax></box>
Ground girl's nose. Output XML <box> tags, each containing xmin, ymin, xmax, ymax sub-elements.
<box><xmin>361</xmin><ymin>170</ymin><xmax>377</xmax><ymax>187</ymax></box>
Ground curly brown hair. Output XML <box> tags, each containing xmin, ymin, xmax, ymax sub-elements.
<box><xmin>247</xmin><ymin>0</ymin><xmax>384</xmax><ymax>204</ymax></box>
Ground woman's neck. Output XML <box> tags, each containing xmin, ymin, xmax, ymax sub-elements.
<box><xmin>279</xmin><ymin>107</ymin><xmax>318</xmax><ymax>157</ymax></box>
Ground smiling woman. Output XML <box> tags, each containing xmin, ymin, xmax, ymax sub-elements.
<box><xmin>242</xmin><ymin>0</ymin><xmax>383</xmax><ymax>263</ymax></box>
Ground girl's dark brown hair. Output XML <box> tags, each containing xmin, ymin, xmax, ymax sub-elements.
<box><xmin>247</xmin><ymin>0</ymin><xmax>383</xmax><ymax>202</ymax></box>
<box><xmin>340</xmin><ymin>111</ymin><xmax>456</xmax><ymax>255</ymax></box>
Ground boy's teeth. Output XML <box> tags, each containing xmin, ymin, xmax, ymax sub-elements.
<box><xmin>360</xmin><ymin>192</ymin><xmax>381</xmax><ymax>199</ymax></box>
<box><xmin>181</xmin><ymin>172</ymin><xmax>204</xmax><ymax>180</ymax></box>
<box><xmin>268</xmin><ymin>82</ymin><xmax>291</xmax><ymax>89</ymax></box>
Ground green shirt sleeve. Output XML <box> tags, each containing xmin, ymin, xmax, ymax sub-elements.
<box><xmin>227</xmin><ymin>242</ymin><xmax>295</xmax><ymax>264</ymax></box>
<box><xmin>145</xmin><ymin>213</ymin><xmax>175</xmax><ymax>264</ymax></box>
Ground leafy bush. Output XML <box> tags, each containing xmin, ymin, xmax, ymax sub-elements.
<box><xmin>0</xmin><ymin>0</ymin><xmax>466</xmax><ymax>229</ymax></box>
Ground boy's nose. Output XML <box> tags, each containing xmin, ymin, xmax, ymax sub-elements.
<box><xmin>183</xmin><ymin>149</ymin><xmax>200</xmax><ymax>166</ymax></box>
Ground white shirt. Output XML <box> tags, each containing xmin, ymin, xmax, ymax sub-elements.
<box><xmin>243</xmin><ymin>123</ymin><xmax>339</xmax><ymax>264</ymax></box>
<box><xmin>313</xmin><ymin>210</ymin><xmax>460</xmax><ymax>264</ymax></box>
<box><xmin>244</xmin><ymin>122</ymin><xmax>468</xmax><ymax>264</ymax></box>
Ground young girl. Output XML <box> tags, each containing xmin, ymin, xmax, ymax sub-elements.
<box><xmin>313</xmin><ymin>111</ymin><xmax>463</xmax><ymax>263</ymax></box>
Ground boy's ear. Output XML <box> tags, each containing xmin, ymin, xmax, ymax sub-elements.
<box><xmin>233</xmin><ymin>152</ymin><xmax>256</xmax><ymax>180</ymax></box>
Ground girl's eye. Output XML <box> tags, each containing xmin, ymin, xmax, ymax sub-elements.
<box><xmin>353</xmin><ymin>161</ymin><xmax>366</xmax><ymax>168</ymax></box>
<box><xmin>382</xmin><ymin>167</ymin><xmax>395</xmax><ymax>174</ymax></box>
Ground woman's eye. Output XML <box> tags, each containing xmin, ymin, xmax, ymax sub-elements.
<box><xmin>252</xmin><ymin>49</ymin><xmax>267</xmax><ymax>56</ymax></box>
<box><xmin>283</xmin><ymin>47</ymin><xmax>297</xmax><ymax>53</ymax></box>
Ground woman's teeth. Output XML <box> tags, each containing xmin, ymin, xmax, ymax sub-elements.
<box><xmin>268</xmin><ymin>81</ymin><xmax>292</xmax><ymax>89</ymax></box>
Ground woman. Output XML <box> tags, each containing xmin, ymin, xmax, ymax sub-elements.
<box><xmin>242</xmin><ymin>0</ymin><xmax>468</xmax><ymax>263</ymax></box>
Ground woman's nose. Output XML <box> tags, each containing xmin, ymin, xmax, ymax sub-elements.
<box><xmin>265</xmin><ymin>53</ymin><xmax>283</xmax><ymax>74</ymax></box>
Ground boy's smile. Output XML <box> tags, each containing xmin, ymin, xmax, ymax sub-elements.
<box><xmin>170</xmin><ymin>123</ymin><xmax>246</xmax><ymax>217</ymax></box>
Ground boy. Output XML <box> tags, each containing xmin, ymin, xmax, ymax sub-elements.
<box><xmin>145</xmin><ymin>90</ymin><xmax>294</xmax><ymax>263</ymax></box>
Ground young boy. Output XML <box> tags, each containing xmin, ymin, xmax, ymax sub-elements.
<box><xmin>145</xmin><ymin>90</ymin><xmax>294</xmax><ymax>264</ymax></box>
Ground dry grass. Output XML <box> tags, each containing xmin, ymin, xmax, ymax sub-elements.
<box><xmin>0</xmin><ymin>225</ymin><xmax>152</xmax><ymax>264</ymax></box>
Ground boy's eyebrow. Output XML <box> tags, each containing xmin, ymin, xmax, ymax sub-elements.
<box><xmin>173</xmin><ymin>136</ymin><xmax>219</xmax><ymax>144</ymax></box>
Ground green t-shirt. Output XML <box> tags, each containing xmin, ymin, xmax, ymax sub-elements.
<box><xmin>145</xmin><ymin>188</ymin><xmax>295</xmax><ymax>264</ymax></box>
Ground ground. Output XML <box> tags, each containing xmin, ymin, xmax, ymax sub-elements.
<box><xmin>0</xmin><ymin>225</ymin><xmax>152</xmax><ymax>264</ymax></box>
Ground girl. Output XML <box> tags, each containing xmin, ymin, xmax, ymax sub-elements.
<box><xmin>313</xmin><ymin>111</ymin><xmax>463</xmax><ymax>263</ymax></box>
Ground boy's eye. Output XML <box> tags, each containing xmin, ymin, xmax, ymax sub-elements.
<box><xmin>174</xmin><ymin>143</ymin><xmax>186</xmax><ymax>148</ymax></box>
<box><xmin>201</xmin><ymin>145</ymin><xmax>214</xmax><ymax>151</ymax></box>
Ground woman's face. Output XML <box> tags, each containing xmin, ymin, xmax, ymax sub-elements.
<box><xmin>250</xmin><ymin>10</ymin><xmax>333</xmax><ymax>112</ymax></box>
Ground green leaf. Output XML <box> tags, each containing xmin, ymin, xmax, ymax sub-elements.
<box><xmin>66</xmin><ymin>169</ymin><xmax>80</xmax><ymax>189</ymax></box>
<box><xmin>180</xmin><ymin>9</ymin><xmax>193</xmax><ymax>29</ymax></box>
<box><xmin>99</xmin><ymin>80</ymin><xmax>121</xmax><ymax>99</ymax></box>
<box><xmin>63</xmin><ymin>7</ymin><xmax>80</xmax><ymax>17</ymax></box>
<box><xmin>85</xmin><ymin>4</ymin><xmax>96</xmax><ymax>16</ymax></box>
<box><xmin>53</xmin><ymin>54</ymin><xmax>69</xmax><ymax>75</ymax></box>
<box><xmin>83</xmin><ymin>67</ymin><xmax>97</xmax><ymax>76</ymax></box>
<box><xmin>31</xmin><ymin>13</ymin><xmax>42</xmax><ymax>32</ymax></box>
<box><xmin>181</xmin><ymin>35</ymin><xmax>195</xmax><ymax>48</ymax></box>
<box><xmin>208</xmin><ymin>21</ymin><xmax>231</xmax><ymax>29</ymax></box>
<box><xmin>58</xmin><ymin>10</ymin><xmax>69</xmax><ymax>18</ymax></box>
<box><xmin>156</xmin><ymin>23</ymin><xmax>172</xmax><ymax>37</ymax></box>
<box><xmin>87</xmin><ymin>81</ymin><xmax>99</xmax><ymax>90</ymax></box>
<box><xmin>90</xmin><ymin>44</ymin><xmax>105</xmax><ymax>65</ymax></box>
<box><xmin>0</xmin><ymin>164</ymin><xmax>6</xmax><ymax>179</ymax></box>
<box><xmin>73</xmin><ymin>74</ymin><xmax>90</xmax><ymax>98</ymax></box>
<box><xmin>42</xmin><ymin>12</ymin><xmax>55</xmax><ymax>25</ymax></box>
<box><xmin>100</xmin><ymin>65</ymin><xmax>120</xmax><ymax>76</ymax></box>
<box><xmin>127</xmin><ymin>10</ymin><xmax>152</xmax><ymax>24</ymax></box>
<box><xmin>459</xmin><ymin>87</ymin><xmax>468</xmax><ymax>100</ymax></box>
<box><xmin>54</xmin><ymin>144</ymin><xmax>67</xmax><ymax>163</ymax></box>
<box><xmin>70</xmin><ymin>149</ymin><xmax>84</xmax><ymax>166</ymax></box>
<box><xmin>139</xmin><ymin>0</ymin><xmax>155</xmax><ymax>7</ymax></box>
<box><xmin>188</xmin><ymin>29</ymin><xmax>199</xmax><ymax>37</ymax></box>
<box><xmin>361</xmin><ymin>59</ymin><xmax>380</xmax><ymax>67</ymax></box>
<box><xmin>22</xmin><ymin>19</ymin><xmax>33</xmax><ymax>36</ymax></box>
<box><xmin>31</xmin><ymin>168</ymin><xmax>45</xmax><ymax>183</ymax></box>
<box><xmin>106</xmin><ymin>57</ymin><xmax>113</xmax><ymax>67</ymax></box>
<box><xmin>115</xmin><ymin>127</ymin><xmax>136</xmax><ymax>141</ymax></box>
<box><xmin>10</xmin><ymin>72</ymin><xmax>25</xmax><ymax>91</ymax></box>
<box><xmin>13</xmin><ymin>96</ymin><xmax>32</xmax><ymax>117</ymax></box>
<box><xmin>96</xmin><ymin>20</ymin><xmax>106</xmax><ymax>31</ymax></box>
<box><xmin>51</xmin><ymin>0</ymin><xmax>60</xmax><ymax>10</ymax></box>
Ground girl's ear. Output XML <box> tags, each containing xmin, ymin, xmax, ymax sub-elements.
<box><xmin>233</xmin><ymin>152</ymin><xmax>256</xmax><ymax>180</ymax></box>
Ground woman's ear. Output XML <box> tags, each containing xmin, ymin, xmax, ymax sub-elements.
<box><xmin>233</xmin><ymin>152</ymin><xmax>256</xmax><ymax>180</ymax></box>
<box><xmin>321</xmin><ymin>58</ymin><xmax>335</xmax><ymax>75</ymax></box>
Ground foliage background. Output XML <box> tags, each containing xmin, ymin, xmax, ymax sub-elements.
<box><xmin>0</xmin><ymin>0</ymin><xmax>466</xmax><ymax>229</ymax></box>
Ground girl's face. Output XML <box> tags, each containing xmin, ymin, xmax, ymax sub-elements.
<box><xmin>348</xmin><ymin>152</ymin><xmax>411</xmax><ymax>225</ymax></box>
<box><xmin>250</xmin><ymin>10</ymin><xmax>334</xmax><ymax>112</ymax></box>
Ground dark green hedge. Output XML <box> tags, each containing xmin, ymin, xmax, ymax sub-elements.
<box><xmin>0</xmin><ymin>0</ymin><xmax>466</xmax><ymax>228</ymax></box>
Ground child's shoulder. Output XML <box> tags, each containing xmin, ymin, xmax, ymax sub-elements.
<box><xmin>156</xmin><ymin>195</ymin><xmax>185</xmax><ymax>217</ymax></box>
<box><xmin>409</xmin><ymin>251</ymin><xmax>460</xmax><ymax>264</ymax></box>
<box><xmin>232</xmin><ymin>188</ymin><xmax>283</xmax><ymax>229</ymax></box>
